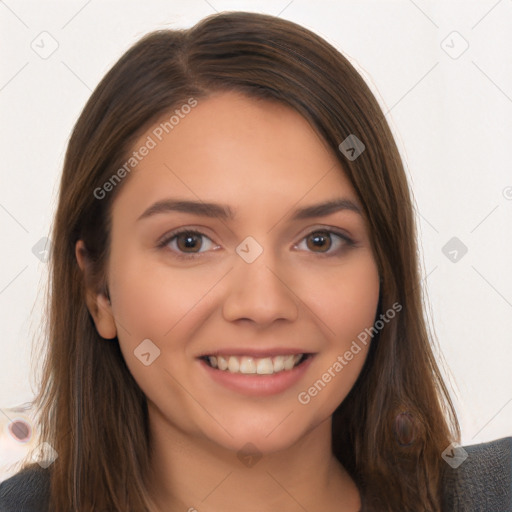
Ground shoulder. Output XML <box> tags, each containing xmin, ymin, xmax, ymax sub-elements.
<box><xmin>441</xmin><ymin>436</ymin><xmax>512</xmax><ymax>511</ymax></box>
<box><xmin>1</xmin><ymin>440</ymin><xmax>510</xmax><ymax>511</ymax></box>
<box><xmin>0</xmin><ymin>464</ymin><xmax>51</xmax><ymax>512</ymax></box>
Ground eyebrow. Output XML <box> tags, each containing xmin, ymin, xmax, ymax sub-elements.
<box><xmin>137</xmin><ymin>197</ymin><xmax>362</xmax><ymax>222</ymax></box>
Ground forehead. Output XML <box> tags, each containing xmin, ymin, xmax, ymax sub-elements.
<box><xmin>113</xmin><ymin>91</ymin><xmax>358</xmax><ymax>218</ymax></box>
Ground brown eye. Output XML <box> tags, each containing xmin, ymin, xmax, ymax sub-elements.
<box><xmin>176</xmin><ymin>231</ymin><xmax>203</xmax><ymax>253</ymax></box>
<box><xmin>296</xmin><ymin>229</ymin><xmax>354</xmax><ymax>257</ymax></box>
<box><xmin>306</xmin><ymin>231</ymin><xmax>332</xmax><ymax>252</ymax></box>
<box><xmin>159</xmin><ymin>228</ymin><xmax>218</xmax><ymax>260</ymax></box>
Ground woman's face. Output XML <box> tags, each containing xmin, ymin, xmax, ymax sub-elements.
<box><xmin>84</xmin><ymin>91</ymin><xmax>380</xmax><ymax>454</ymax></box>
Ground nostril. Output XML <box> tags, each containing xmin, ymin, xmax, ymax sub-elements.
<box><xmin>8</xmin><ymin>419</ymin><xmax>32</xmax><ymax>443</ymax></box>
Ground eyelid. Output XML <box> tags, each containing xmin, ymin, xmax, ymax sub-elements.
<box><xmin>292</xmin><ymin>227</ymin><xmax>355</xmax><ymax>255</ymax></box>
<box><xmin>156</xmin><ymin>227</ymin><xmax>219</xmax><ymax>259</ymax></box>
<box><xmin>295</xmin><ymin>224</ymin><xmax>354</xmax><ymax>244</ymax></box>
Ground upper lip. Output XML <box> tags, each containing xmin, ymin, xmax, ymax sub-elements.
<box><xmin>197</xmin><ymin>348</ymin><xmax>312</xmax><ymax>358</ymax></box>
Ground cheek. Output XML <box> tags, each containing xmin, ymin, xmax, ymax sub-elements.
<box><xmin>337</xmin><ymin>268</ymin><xmax>380</xmax><ymax>345</ymax></box>
<box><xmin>107</xmin><ymin>254</ymin><xmax>225</xmax><ymax>401</ymax></box>
<box><xmin>108</xmin><ymin>254</ymin><xmax>219</xmax><ymax>340</ymax></box>
<box><xmin>302</xmin><ymin>251</ymin><xmax>380</xmax><ymax>341</ymax></box>
<box><xmin>295</xmin><ymin>253</ymin><xmax>379</xmax><ymax>411</ymax></box>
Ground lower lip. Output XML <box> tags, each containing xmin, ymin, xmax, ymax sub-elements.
<box><xmin>198</xmin><ymin>356</ymin><xmax>315</xmax><ymax>397</ymax></box>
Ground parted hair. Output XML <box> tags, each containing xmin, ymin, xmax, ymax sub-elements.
<box><xmin>19</xmin><ymin>11</ymin><xmax>458</xmax><ymax>511</ymax></box>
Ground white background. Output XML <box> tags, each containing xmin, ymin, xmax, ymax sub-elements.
<box><xmin>1</xmin><ymin>0</ymin><xmax>511</xmax><ymax>478</ymax></box>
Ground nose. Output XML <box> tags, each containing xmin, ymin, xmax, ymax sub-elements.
<box><xmin>222</xmin><ymin>250</ymin><xmax>299</xmax><ymax>326</ymax></box>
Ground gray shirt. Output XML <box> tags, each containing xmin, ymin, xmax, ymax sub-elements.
<box><xmin>1</xmin><ymin>436</ymin><xmax>511</xmax><ymax>511</ymax></box>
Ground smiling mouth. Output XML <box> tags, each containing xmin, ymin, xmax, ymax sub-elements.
<box><xmin>200</xmin><ymin>354</ymin><xmax>311</xmax><ymax>375</ymax></box>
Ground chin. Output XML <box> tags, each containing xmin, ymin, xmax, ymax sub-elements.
<box><xmin>199</xmin><ymin>414</ymin><xmax>313</xmax><ymax>457</ymax></box>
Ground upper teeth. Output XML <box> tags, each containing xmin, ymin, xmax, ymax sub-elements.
<box><xmin>208</xmin><ymin>354</ymin><xmax>303</xmax><ymax>375</ymax></box>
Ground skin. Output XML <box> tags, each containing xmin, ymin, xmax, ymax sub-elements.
<box><xmin>77</xmin><ymin>91</ymin><xmax>380</xmax><ymax>512</ymax></box>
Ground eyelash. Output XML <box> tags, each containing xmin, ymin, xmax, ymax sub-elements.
<box><xmin>157</xmin><ymin>227</ymin><xmax>355</xmax><ymax>260</ymax></box>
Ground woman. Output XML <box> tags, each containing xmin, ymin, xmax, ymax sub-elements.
<box><xmin>1</xmin><ymin>11</ymin><xmax>510</xmax><ymax>512</ymax></box>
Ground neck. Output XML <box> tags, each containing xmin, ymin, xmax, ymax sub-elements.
<box><xmin>147</xmin><ymin>407</ymin><xmax>361</xmax><ymax>512</ymax></box>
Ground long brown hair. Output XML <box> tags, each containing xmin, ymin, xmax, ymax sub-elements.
<box><xmin>19</xmin><ymin>11</ymin><xmax>459</xmax><ymax>511</ymax></box>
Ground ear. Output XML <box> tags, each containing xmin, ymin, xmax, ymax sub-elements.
<box><xmin>75</xmin><ymin>240</ymin><xmax>117</xmax><ymax>340</ymax></box>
